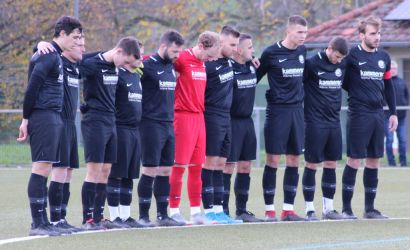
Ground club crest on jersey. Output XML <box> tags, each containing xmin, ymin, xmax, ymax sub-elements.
<box><xmin>250</xmin><ymin>65</ymin><xmax>255</xmax><ymax>74</ymax></box>
<box><xmin>299</xmin><ymin>55</ymin><xmax>304</xmax><ymax>64</ymax></box>
<box><xmin>335</xmin><ymin>68</ymin><xmax>342</xmax><ymax>77</ymax></box>
<box><xmin>378</xmin><ymin>60</ymin><xmax>385</xmax><ymax>69</ymax></box>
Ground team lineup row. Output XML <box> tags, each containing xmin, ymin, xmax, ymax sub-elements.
<box><xmin>18</xmin><ymin>14</ymin><xmax>397</xmax><ymax>236</ymax></box>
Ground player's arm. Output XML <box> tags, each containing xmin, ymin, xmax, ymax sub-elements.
<box><xmin>256</xmin><ymin>50</ymin><xmax>269</xmax><ymax>83</ymax></box>
<box><xmin>18</xmin><ymin>54</ymin><xmax>56</xmax><ymax>141</ymax></box>
<box><xmin>384</xmin><ymin>59</ymin><xmax>398</xmax><ymax>132</ymax></box>
<box><xmin>404</xmin><ymin>79</ymin><xmax>409</xmax><ymax>105</ymax></box>
<box><xmin>342</xmin><ymin>56</ymin><xmax>352</xmax><ymax>91</ymax></box>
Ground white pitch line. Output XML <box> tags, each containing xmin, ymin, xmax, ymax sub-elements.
<box><xmin>2</xmin><ymin>217</ymin><xmax>410</xmax><ymax>246</ymax></box>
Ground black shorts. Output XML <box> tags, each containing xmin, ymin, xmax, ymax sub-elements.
<box><xmin>227</xmin><ymin>117</ymin><xmax>256</xmax><ymax>162</ymax></box>
<box><xmin>110</xmin><ymin>126</ymin><xmax>141</xmax><ymax>179</ymax></box>
<box><xmin>53</xmin><ymin>120</ymin><xmax>79</xmax><ymax>168</ymax></box>
<box><xmin>81</xmin><ymin>112</ymin><xmax>117</xmax><ymax>163</ymax></box>
<box><xmin>304</xmin><ymin>123</ymin><xmax>342</xmax><ymax>163</ymax></box>
<box><xmin>204</xmin><ymin>111</ymin><xmax>231</xmax><ymax>158</ymax></box>
<box><xmin>347</xmin><ymin>111</ymin><xmax>384</xmax><ymax>158</ymax></box>
<box><xmin>140</xmin><ymin>119</ymin><xmax>175</xmax><ymax>167</ymax></box>
<box><xmin>264</xmin><ymin>105</ymin><xmax>304</xmax><ymax>155</ymax></box>
<box><xmin>28</xmin><ymin>110</ymin><xmax>64</xmax><ymax>163</ymax></box>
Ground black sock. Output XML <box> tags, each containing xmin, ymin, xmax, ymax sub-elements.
<box><xmin>302</xmin><ymin>167</ymin><xmax>316</xmax><ymax>203</ymax></box>
<box><xmin>222</xmin><ymin>173</ymin><xmax>232</xmax><ymax>213</ymax></box>
<box><xmin>262</xmin><ymin>165</ymin><xmax>277</xmax><ymax>206</ymax></box>
<box><xmin>48</xmin><ymin>181</ymin><xmax>64</xmax><ymax>223</ymax></box>
<box><xmin>342</xmin><ymin>164</ymin><xmax>358</xmax><ymax>212</ymax></box>
<box><xmin>363</xmin><ymin>167</ymin><xmax>378</xmax><ymax>212</ymax></box>
<box><xmin>93</xmin><ymin>183</ymin><xmax>107</xmax><ymax>223</ymax></box>
<box><xmin>235</xmin><ymin>173</ymin><xmax>250</xmax><ymax>215</ymax></box>
<box><xmin>81</xmin><ymin>181</ymin><xmax>97</xmax><ymax>223</ymax></box>
<box><xmin>283</xmin><ymin>166</ymin><xmax>299</xmax><ymax>206</ymax></box>
<box><xmin>42</xmin><ymin>181</ymin><xmax>50</xmax><ymax>224</ymax></box>
<box><xmin>107</xmin><ymin>177</ymin><xmax>121</xmax><ymax>207</ymax></box>
<box><xmin>28</xmin><ymin>173</ymin><xmax>47</xmax><ymax>227</ymax></box>
<box><xmin>213</xmin><ymin>170</ymin><xmax>224</xmax><ymax>207</ymax></box>
<box><xmin>322</xmin><ymin>168</ymin><xmax>336</xmax><ymax>199</ymax></box>
<box><xmin>120</xmin><ymin>178</ymin><xmax>133</xmax><ymax>206</ymax></box>
<box><xmin>154</xmin><ymin>176</ymin><xmax>170</xmax><ymax>218</ymax></box>
<box><xmin>201</xmin><ymin>169</ymin><xmax>214</xmax><ymax>210</ymax></box>
<box><xmin>61</xmin><ymin>183</ymin><xmax>70</xmax><ymax>220</ymax></box>
<box><xmin>137</xmin><ymin>174</ymin><xmax>154</xmax><ymax>219</ymax></box>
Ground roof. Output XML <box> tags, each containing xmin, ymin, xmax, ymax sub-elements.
<box><xmin>385</xmin><ymin>0</ymin><xmax>410</xmax><ymax>20</ymax></box>
<box><xmin>305</xmin><ymin>0</ymin><xmax>410</xmax><ymax>48</ymax></box>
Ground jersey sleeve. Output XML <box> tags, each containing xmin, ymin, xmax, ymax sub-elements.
<box><xmin>23</xmin><ymin>53</ymin><xmax>57</xmax><ymax>119</ymax></box>
<box><xmin>78</xmin><ymin>57</ymin><xmax>96</xmax><ymax>77</ymax></box>
<box><xmin>342</xmin><ymin>55</ymin><xmax>353</xmax><ymax>91</ymax></box>
<box><xmin>256</xmin><ymin>49</ymin><xmax>270</xmax><ymax>83</ymax></box>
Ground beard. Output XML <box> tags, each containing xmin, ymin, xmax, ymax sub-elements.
<box><xmin>163</xmin><ymin>49</ymin><xmax>175</xmax><ymax>64</ymax></box>
<box><xmin>364</xmin><ymin>39</ymin><xmax>379</xmax><ymax>50</ymax></box>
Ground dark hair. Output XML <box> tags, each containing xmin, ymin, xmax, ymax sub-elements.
<box><xmin>53</xmin><ymin>16</ymin><xmax>82</xmax><ymax>38</ymax></box>
<box><xmin>358</xmin><ymin>15</ymin><xmax>382</xmax><ymax>34</ymax></box>
<box><xmin>288</xmin><ymin>15</ymin><xmax>308</xmax><ymax>27</ymax></box>
<box><xmin>329</xmin><ymin>36</ymin><xmax>349</xmax><ymax>55</ymax></box>
<box><xmin>198</xmin><ymin>31</ymin><xmax>220</xmax><ymax>48</ymax></box>
<box><xmin>239</xmin><ymin>33</ymin><xmax>252</xmax><ymax>43</ymax></box>
<box><xmin>116</xmin><ymin>36</ymin><xmax>141</xmax><ymax>60</ymax></box>
<box><xmin>160</xmin><ymin>30</ymin><xmax>185</xmax><ymax>46</ymax></box>
<box><xmin>221</xmin><ymin>25</ymin><xmax>240</xmax><ymax>38</ymax></box>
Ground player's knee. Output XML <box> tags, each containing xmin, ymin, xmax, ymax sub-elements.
<box><xmin>224</xmin><ymin>163</ymin><xmax>235</xmax><ymax>174</ymax></box>
<box><xmin>286</xmin><ymin>155</ymin><xmax>299</xmax><ymax>167</ymax></box>
<box><xmin>142</xmin><ymin>167</ymin><xmax>157</xmax><ymax>177</ymax></box>
<box><xmin>51</xmin><ymin>167</ymin><xmax>68</xmax><ymax>182</ymax></box>
<box><xmin>237</xmin><ymin>161</ymin><xmax>251</xmax><ymax>173</ymax></box>
<box><xmin>365</xmin><ymin>158</ymin><xmax>379</xmax><ymax>168</ymax></box>
<box><xmin>323</xmin><ymin>161</ymin><xmax>337</xmax><ymax>169</ymax></box>
<box><xmin>32</xmin><ymin>163</ymin><xmax>52</xmax><ymax>177</ymax></box>
<box><xmin>347</xmin><ymin>158</ymin><xmax>361</xmax><ymax>168</ymax></box>
<box><xmin>65</xmin><ymin>169</ymin><xmax>73</xmax><ymax>182</ymax></box>
<box><xmin>157</xmin><ymin>167</ymin><xmax>171</xmax><ymax>176</ymax></box>
<box><xmin>305</xmin><ymin>162</ymin><xmax>318</xmax><ymax>170</ymax></box>
<box><xmin>266</xmin><ymin>154</ymin><xmax>280</xmax><ymax>167</ymax></box>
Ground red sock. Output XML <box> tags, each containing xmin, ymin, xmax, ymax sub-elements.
<box><xmin>188</xmin><ymin>165</ymin><xmax>202</xmax><ymax>207</ymax></box>
<box><xmin>169</xmin><ymin>166</ymin><xmax>185</xmax><ymax>208</ymax></box>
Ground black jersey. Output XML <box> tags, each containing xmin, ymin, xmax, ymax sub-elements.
<box><xmin>257</xmin><ymin>41</ymin><xmax>306</xmax><ymax>106</ymax></box>
<box><xmin>205</xmin><ymin>57</ymin><xmax>234</xmax><ymax>113</ymax></box>
<box><xmin>81</xmin><ymin>53</ymin><xmax>118</xmax><ymax>115</ymax></box>
<box><xmin>304</xmin><ymin>51</ymin><xmax>346</xmax><ymax>127</ymax></box>
<box><xmin>230</xmin><ymin>61</ymin><xmax>257</xmax><ymax>118</ymax></box>
<box><xmin>115</xmin><ymin>68</ymin><xmax>142</xmax><ymax>128</ymax></box>
<box><xmin>23</xmin><ymin>41</ymin><xmax>63</xmax><ymax>119</ymax></box>
<box><xmin>343</xmin><ymin>45</ymin><xmax>391</xmax><ymax>113</ymax></box>
<box><xmin>61</xmin><ymin>56</ymin><xmax>80</xmax><ymax>120</ymax></box>
<box><xmin>140</xmin><ymin>54</ymin><xmax>176</xmax><ymax>122</ymax></box>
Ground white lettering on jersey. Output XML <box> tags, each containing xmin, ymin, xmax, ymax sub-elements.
<box><xmin>237</xmin><ymin>78</ymin><xmax>257</xmax><ymax>89</ymax></box>
<box><xmin>218</xmin><ymin>71</ymin><xmax>234</xmax><ymax>83</ymax></box>
<box><xmin>282</xmin><ymin>68</ymin><xmax>304</xmax><ymax>78</ymax></box>
<box><xmin>103</xmin><ymin>75</ymin><xmax>118</xmax><ymax>85</ymax></box>
<box><xmin>159</xmin><ymin>80</ymin><xmax>176</xmax><ymax>90</ymax></box>
<box><xmin>67</xmin><ymin>76</ymin><xmax>79</xmax><ymax>88</ymax></box>
<box><xmin>319</xmin><ymin>79</ymin><xmax>342</xmax><ymax>89</ymax></box>
<box><xmin>128</xmin><ymin>92</ymin><xmax>142</xmax><ymax>102</ymax></box>
<box><xmin>191</xmin><ymin>71</ymin><xmax>206</xmax><ymax>80</ymax></box>
<box><xmin>360</xmin><ymin>70</ymin><xmax>384</xmax><ymax>80</ymax></box>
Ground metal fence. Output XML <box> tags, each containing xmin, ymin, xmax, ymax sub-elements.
<box><xmin>0</xmin><ymin>107</ymin><xmax>408</xmax><ymax>167</ymax></box>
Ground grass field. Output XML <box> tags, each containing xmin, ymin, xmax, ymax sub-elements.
<box><xmin>0</xmin><ymin>167</ymin><xmax>409</xmax><ymax>249</ymax></box>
